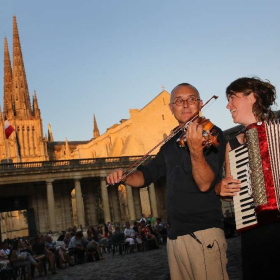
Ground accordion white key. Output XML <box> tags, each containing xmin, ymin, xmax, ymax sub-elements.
<box><xmin>229</xmin><ymin>121</ymin><xmax>280</xmax><ymax>232</ymax></box>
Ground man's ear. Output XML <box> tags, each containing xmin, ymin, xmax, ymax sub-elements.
<box><xmin>199</xmin><ymin>100</ymin><xmax>203</xmax><ymax>109</ymax></box>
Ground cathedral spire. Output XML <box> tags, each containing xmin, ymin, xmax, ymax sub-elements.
<box><xmin>93</xmin><ymin>114</ymin><xmax>100</xmax><ymax>138</ymax></box>
<box><xmin>33</xmin><ymin>90</ymin><xmax>41</xmax><ymax>118</ymax></box>
<box><xmin>4</xmin><ymin>37</ymin><xmax>13</xmax><ymax>118</ymax></box>
<box><xmin>12</xmin><ymin>15</ymin><xmax>32</xmax><ymax>118</ymax></box>
<box><xmin>48</xmin><ymin>123</ymin><xmax>54</xmax><ymax>142</ymax></box>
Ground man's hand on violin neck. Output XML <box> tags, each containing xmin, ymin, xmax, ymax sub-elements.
<box><xmin>106</xmin><ymin>169</ymin><xmax>144</xmax><ymax>187</ymax></box>
<box><xmin>186</xmin><ymin>122</ymin><xmax>204</xmax><ymax>153</ymax></box>
<box><xmin>106</xmin><ymin>169</ymin><xmax>124</xmax><ymax>185</ymax></box>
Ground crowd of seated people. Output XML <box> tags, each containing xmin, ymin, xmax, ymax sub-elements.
<box><xmin>112</xmin><ymin>216</ymin><xmax>167</xmax><ymax>252</ymax></box>
<box><xmin>0</xmin><ymin>216</ymin><xmax>167</xmax><ymax>279</ymax></box>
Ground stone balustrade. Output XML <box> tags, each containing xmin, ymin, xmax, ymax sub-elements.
<box><xmin>0</xmin><ymin>155</ymin><xmax>154</xmax><ymax>172</ymax></box>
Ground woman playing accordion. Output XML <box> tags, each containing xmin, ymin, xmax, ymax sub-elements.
<box><xmin>215</xmin><ymin>77</ymin><xmax>280</xmax><ymax>280</ymax></box>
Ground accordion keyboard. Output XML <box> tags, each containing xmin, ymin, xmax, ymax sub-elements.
<box><xmin>228</xmin><ymin>144</ymin><xmax>258</xmax><ymax>231</ymax></box>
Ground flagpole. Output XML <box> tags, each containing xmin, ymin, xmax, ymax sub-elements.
<box><xmin>15</xmin><ymin>131</ymin><xmax>21</xmax><ymax>163</ymax></box>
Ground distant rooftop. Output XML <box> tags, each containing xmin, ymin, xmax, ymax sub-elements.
<box><xmin>50</xmin><ymin>140</ymin><xmax>90</xmax><ymax>146</ymax></box>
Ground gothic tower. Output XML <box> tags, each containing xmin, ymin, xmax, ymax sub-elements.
<box><xmin>0</xmin><ymin>16</ymin><xmax>49</xmax><ymax>163</ymax></box>
<box><xmin>93</xmin><ymin>114</ymin><xmax>100</xmax><ymax>139</ymax></box>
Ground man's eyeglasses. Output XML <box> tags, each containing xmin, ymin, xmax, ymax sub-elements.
<box><xmin>171</xmin><ymin>96</ymin><xmax>200</xmax><ymax>106</ymax></box>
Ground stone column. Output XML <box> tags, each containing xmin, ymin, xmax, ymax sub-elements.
<box><xmin>109</xmin><ymin>186</ymin><xmax>121</xmax><ymax>223</ymax></box>
<box><xmin>126</xmin><ymin>185</ymin><xmax>136</xmax><ymax>221</ymax></box>
<box><xmin>132</xmin><ymin>187</ymin><xmax>142</xmax><ymax>220</ymax></box>
<box><xmin>74</xmin><ymin>178</ymin><xmax>86</xmax><ymax>227</ymax></box>
<box><xmin>149</xmin><ymin>183</ymin><xmax>159</xmax><ymax>217</ymax></box>
<box><xmin>87</xmin><ymin>186</ymin><xmax>98</xmax><ymax>225</ymax></box>
<box><xmin>100</xmin><ymin>177</ymin><xmax>111</xmax><ymax>223</ymax></box>
<box><xmin>46</xmin><ymin>180</ymin><xmax>56</xmax><ymax>231</ymax></box>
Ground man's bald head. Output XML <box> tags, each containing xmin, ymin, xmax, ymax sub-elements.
<box><xmin>170</xmin><ymin>83</ymin><xmax>200</xmax><ymax>102</ymax></box>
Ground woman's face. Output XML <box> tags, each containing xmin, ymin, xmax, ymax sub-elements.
<box><xmin>226</xmin><ymin>92</ymin><xmax>257</xmax><ymax>126</ymax></box>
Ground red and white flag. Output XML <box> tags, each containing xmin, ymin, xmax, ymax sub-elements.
<box><xmin>4</xmin><ymin>118</ymin><xmax>15</xmax><ymax>139</ymax></box>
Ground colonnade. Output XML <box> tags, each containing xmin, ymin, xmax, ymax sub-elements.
<box><xmin>45</xmin><ymin>177</ymin><xmax>159</xmax><ymax>232</ymax></box>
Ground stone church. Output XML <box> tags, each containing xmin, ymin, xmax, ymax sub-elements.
<box><xmin>0</xmin><ymin>17</ymin><xmax>179</xmax><ymax>240</ymax></box>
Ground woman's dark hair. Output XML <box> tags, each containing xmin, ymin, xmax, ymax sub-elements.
<box><xmin>226</xmin><ymin>77</ymin><xmax>277</xmax><ymax>121</ymax></box>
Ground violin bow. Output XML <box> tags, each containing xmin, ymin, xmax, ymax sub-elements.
<box><xmin>108</xmin><ymin>95</ymin><xmax>218</xmax><ymax>186</ymax></box>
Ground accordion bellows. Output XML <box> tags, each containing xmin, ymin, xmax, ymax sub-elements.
<box><xmin>246</xmin><ymin>121</ymin><xmax>280</xmax><ymax>215</ymax></box>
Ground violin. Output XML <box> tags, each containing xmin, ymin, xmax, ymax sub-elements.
<box><xmin>107</xmin><ymin>95</ymin><xmax>219</xmax><ymax>186</ymax></box>
<box><xmin>177</xmin><ymin>116</ymin><xmax>219</xmax><ymax>148</ymax></box>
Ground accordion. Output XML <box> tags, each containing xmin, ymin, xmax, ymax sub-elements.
<box><xmin>229</xmin><ymin>121</ymin><xmax>280</xmax><ymax>232</ymax></box>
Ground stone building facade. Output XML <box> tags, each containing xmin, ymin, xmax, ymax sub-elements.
<box><xmin>0</xmin><ymin>17</ymin><xmax>177</xmax><ymax>239</ymax></box>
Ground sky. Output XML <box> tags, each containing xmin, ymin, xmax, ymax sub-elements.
<box><xmin>0</xmin><ymin>0</ymin><xmax>280</xmax><ymax>141</ymax></box>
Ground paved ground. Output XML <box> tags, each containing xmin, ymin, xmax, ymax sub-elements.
<box><xmin>41</xmin><ymin>236</ymin><xmax>242</xmax><ymax>280</ymax></box>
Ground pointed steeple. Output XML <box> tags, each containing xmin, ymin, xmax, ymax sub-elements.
<box><xmin>3</xmin><ymin>37</ymin><xmax>13</xmax><ymax>118</ymax></box>
<box><xmin>93</xmin><ymin>114</ymin><xmax>100</xmax><ymax>138</ymax></box>
<box><xmin>33</xmin><ymin>90</ymin><xmax>41</xmax><ymax>118</ymax></box>
<box><xmin>12</xmin><ymin>15</ymin><xmax>32</xmax><ymax>118</ymax></box>
<box><xmin>48</xmin><ymin>123</ymin><xmax>54</xmax><ymax>142</ymax></box>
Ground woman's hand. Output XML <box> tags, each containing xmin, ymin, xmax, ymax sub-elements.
<box><xmin>215</xmin><ymin>176</ymin><xmax>241</xmax><ymax>197</ymax></box>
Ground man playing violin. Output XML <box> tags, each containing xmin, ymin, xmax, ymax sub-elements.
<box><xmin>107</xmin><ymin>83</ymin><xmax>228</xmax><ymax>280</ymax></box>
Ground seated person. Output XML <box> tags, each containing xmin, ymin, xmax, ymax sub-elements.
<box><xmin>1</xmin><ymin>242</ymin><xmax>11</xmax><ymax>256</ymax></box>
<box><xmin>11</xmin><ymin>239</ymin><xmax>42</xmax><ymax>280</ymax></box>
<box><xmin>68</xmin><ymin>231</ymin><xmax>86</xmax><ymax>263</ymax></box>
<box><xmin>57</xmin><ymin>231</ymin><xmax>66</xmax><ymax>241</ymax></box>
<box><xmin>93</xmin><ymin>228</ymin><xmax>109</xmax><ymax>250</ymax></box>
<box><xmin>98</xmin><ymin>234</ymin><xmax>109</xmax><ymax>246</ymax></box>
<box><xmin>64</xmin><ymin>232</ymin><xmax>72</xmax><ymax>248</ymax></box>
<box><xmin>112</xmin><ymin>225</ymin><xmax>122</xmax><ymax>237</ymax></box>
<box><xmin>123</xmin><ymin>222</ymin><xmax>136</xmax><ymax>251</ymax></box>
<box><xmin>139</xmin><ymin>221</ymin><xmax>159</xmax><ymax>249</ymax></box>
<box><xmin>154</xmin><ymin>218</ymin><xmax>167</xmax><ymax>243</ymax></box>
<box><xmin>0</xmin><ymin>242</ymin><xmax>10</xmax><ymax>268</ymax></box>
<box><xmin>86</xmin><ymin>227</ymin><xmax>95</xmax><ymax>242</ymax></box>
<box><xmin>32</xmin><ymin>235</ymin><xmax>56</xmax><ymax>274</ymax></box>
<box><xmin>54</xmin><ymin>239</ymin><xmax>71</xmax><ymax>268</ymax></box>
<box><xmin>86</xmin><ymin>240</ymin><xmax>104</xmax><ymax>260</ymax></box>
<box><xmin>0</xmin><ymin>242</ymin><xmax>8</xmax><ymax>260</ymax></box>
<box><xmin>45</xmin><ymin>236</ymin><xmax>56</xmax><ymax>252</ymax></box>
<box><xmin>132</xmin><ymin>221</ymin><xmax>139</xmax><ymax>233</ymax></box>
